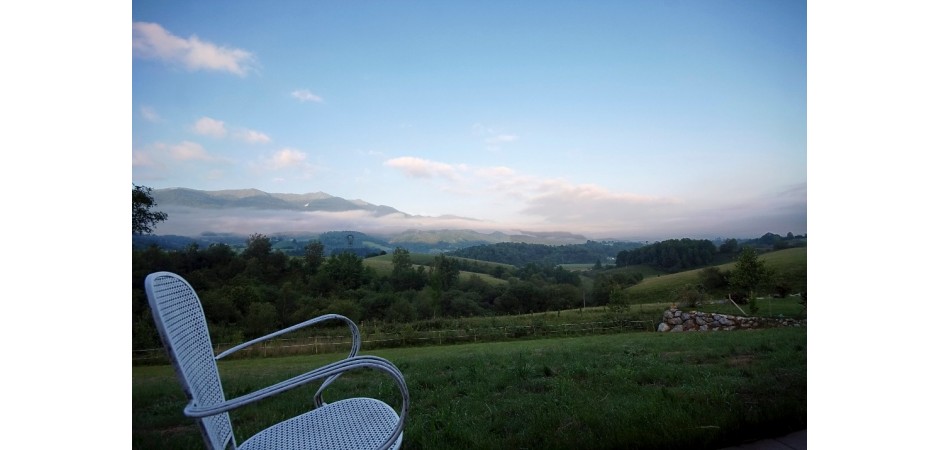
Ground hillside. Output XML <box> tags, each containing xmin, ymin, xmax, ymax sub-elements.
<box><xmin>622</xmin><ymin>246</ymin><xmax>807</xmax><ymax>304</ymax></box>
<box><xmin>153</xmin><ymin>187</ymin><xmax>404</xmax><ymax>215</ymax></box>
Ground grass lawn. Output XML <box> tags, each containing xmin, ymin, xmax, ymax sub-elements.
<box><xmin>133</xmin><ymin>327</ymin><xmax>806</xmax><ymax>449</ymax></box>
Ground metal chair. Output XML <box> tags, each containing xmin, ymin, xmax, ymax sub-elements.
<box><xmin>144</xmin><ymin>271</ymin><xmax>409</xmax><ymax>450</ymax></box>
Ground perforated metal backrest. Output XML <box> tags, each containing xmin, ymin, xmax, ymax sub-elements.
<box><xmin>146</xmin><ymin>272</ymin><xmax>235</xmax><ymax>450</ymax></box>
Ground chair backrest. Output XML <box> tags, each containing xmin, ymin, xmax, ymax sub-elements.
<box><xmin>145</xmin><ymin>272</ymin><xmax>235</xmax><ymax>450</ymax></box>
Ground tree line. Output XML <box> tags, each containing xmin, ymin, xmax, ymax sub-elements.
<box><xmin>132</xmin><ymin>235</ymin><xmax>608</xmax><ymax>352</ymax></box>
<box><xmin>449</xmin><ymin>240</ymin><xmax>643</xmax><ymax>266</ymax></box>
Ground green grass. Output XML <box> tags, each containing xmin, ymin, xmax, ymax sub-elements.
<box><xmin>364</xmin><ymin>254</ymin><xmax>511</xmax><ymax>285</ymax></box>
<box><xmin>625</xmin><ymin>247</ymin><xmax>807</xmax><ymax>304</ymax></box>
<box><xmin>134</xmin><ymin>328</ymin><xmax>806</xmax><ymax>450</ymax></box>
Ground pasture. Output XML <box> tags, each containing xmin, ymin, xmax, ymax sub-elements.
<box><xmin>133</xmin><ymin>327</ymin><xmax>806</xmax><ymax>449</ymax></box>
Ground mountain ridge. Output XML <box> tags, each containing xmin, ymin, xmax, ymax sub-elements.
<box><xmin>153</xmin><ymin>187</ymin><xmax>405</xmax><ymax>216</ymax></box>
<box><xmin>146</xmin><ymin>187</ymin><xmax>593</xmax><ymax>247</ymax></box>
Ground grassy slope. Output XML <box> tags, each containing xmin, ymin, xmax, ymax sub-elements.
<box><xmin>365</xmin><ymin>253</ymin><xmax>512</xmax><ymax>285</ymax></box>
<box><xmin>625</xmin><ymin>247</ymin><xmax>807</xmax><ymax>304</ymax></box>
<box><xmin>133</xmin><ymin>327</ymin><xmax>806</xmax><ymax>450</ymax></box>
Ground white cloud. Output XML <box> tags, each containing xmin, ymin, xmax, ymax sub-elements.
<box><xmin>266</xmin><ymin>148</ymin><xmax>308</xmax><ymax>170</ymax></box>
<box><xmin>474</xmin><ymin>166</ymin><xmax>516</xmax><ymax>178</ymax></box>
<box><xmin>485</xmin><ymin>134</ymin><xmax>519</xmax><ymax>145</ymax></box>
<box><xmin>291</xmin><ymin>89</ymin><xmax>324</xmax><ymax>103</ymax></box>
<box><xmin>170</xmin><ymin>141</ymin><xmax>215</xmax><ymax>161</ymax></box>
<box><xmin>140</xmin><ymin>106</ymin><xmax>161</xmax><ymax>122</ymax></box>
<box><xmin>192</xmin><ymin>117</ymin><xmax>227</xmax><ymax>138</ymax></box>
<box><xmin>132</xmin><ymin>22</ymin><xmax>258</xmax><ymax>76</ymax></box>
<box><xmin>131</xmin><ymin>151</ymin><xmax>159</xmax><ymax>168</ymax></box>
<box><xmin>384</xmin><ymin>156</ymin><xmax>461</xmax><ymax>179</ymax></box>
<box><xmin>235</xmin><ymin>129</ymin><xmax>271</xmax><ymax>144</ymax></box>
<box><xmin>190</xmin><ymin>116</ymin><xmax>270</xmax><ymax>143</ymax></box>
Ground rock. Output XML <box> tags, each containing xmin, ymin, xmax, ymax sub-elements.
<box><xmin>658</xmin><ymin>323</ymin><xmax>670</xmax><ymax>332</ymax></box>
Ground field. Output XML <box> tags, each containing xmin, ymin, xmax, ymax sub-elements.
<box><xmin>624</xmin><ymin>247</ymin><xmax>807</xmax><ymax>304</ymax></box>
<box><xmin>365</xmin><ymin>253</ymin><xmax>512</xmax><ymax>285</ymax></box>
<box><xmin>133</xmin><ymin>246</ymin><xmax>808</xmax><ymax>448</ymax></box>
<box><xmin>133</xmin><ymin>327</ymin><xmax>806</xmax><ymax>450</ymax></box>
<box><xmin>369</xmin><ymin>247</ymin><xmax>806</xmax><ymax>305</ymax></box>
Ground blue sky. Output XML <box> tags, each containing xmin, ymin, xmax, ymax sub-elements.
<box><xmin>132</xmin><ymin>0</ymin><xmax>806</xmax><ymax>240</ymax></box>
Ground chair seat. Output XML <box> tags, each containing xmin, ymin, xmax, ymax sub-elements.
<box><xmin>239</xmin><ymin>398</ymin><xmax>402</xmax><ymax>450</ymax></box>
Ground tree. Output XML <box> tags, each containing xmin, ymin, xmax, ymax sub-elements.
<box><xmin>390</xmin><ymin>247</ymin><xmax>425</xmax><ymax>291</ymax></box>
<box><xmin>698</xmin><ymin>266</ymin><xmax>729</xmax><ymax>291</ymax></box>
<box><xmin>321</xmin><ymin>252</ymin><xmax>366</xmax><ymax>292</ymax></box>
<box><xmin>303</xmin><ymin>240</ymin><xmax>325</xmax><ymax>274</ymax></box>
<box><xmin>243</xmin><ymin>233</ymin><xmax>272</xmax><ymax>260</ymax></box>
<box><xmin>428</xmin><ymin>254</ymin><xmax>460</xmax><ymax>293</ymax></box>
<box><xmin>132</xmin><ymin>184</ymin><xmax>167</xmax><ymax>235</ymax></box>
<box><xmin>719</xmin><ymin>238</ymin><xmax>739</xmax><ymax>254</ymax></box>
<box><xmin>729</xmin><ymin>246</ymin><xmax>770</xmax><ymax>302</ymax></box>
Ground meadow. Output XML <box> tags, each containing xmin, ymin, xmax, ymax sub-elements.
<box><xmin>133</xmin><ymin>246</ymin><xmax>807</xmax><ymax>448</ymax></box>
<box><xmin>133</xmin><ymin>326</ymin><xmax>806</xmax><ymax>449</ymax></box>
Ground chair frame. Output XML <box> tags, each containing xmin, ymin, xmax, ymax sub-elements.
<box><xmin>145</xmin><ymin>271</ymin><xmax>409</xmax><ymax>450</ymax></box>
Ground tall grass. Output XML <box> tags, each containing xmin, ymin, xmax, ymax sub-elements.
<box><xmin>133</xmin><ymin>328</ymin><xmax>806</xmax><ymax>450</ymax></box>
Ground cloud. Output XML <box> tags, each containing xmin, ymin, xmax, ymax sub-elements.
<box><xmin>485</xmin><ymin>134</ymin><xmax>519</xmax><ymax>145</ymax></box>
<box><xmin>265</xmin><ymin>148</ymin><xmax>308</xmax><ymax>170</ymax></box>
<box><xmin>235</xmin><ymin>129</ymin><xmax>271</xmax><ymax>144</ymax></box>
<box><xmin>291</xmin><ymin>89</ymin><xmax>324</xmax><ymax>103</ymax></box>
<box><xmin>190</xmin><ymin>116</ymin><xmax>270</xmax><ymax>143</ymax></box>
<box><xmin>132</xmin><ymin>22</ymin><xmax>257</xmax><ymax>76</ymax></box>
<box><xmin>170</xmin><ymin>141</ymin><xmax>215</xmax><ymax>161</ymax></box>
<box><xmin>140</xmin><ymin>106</ymin><xmax>161</xmax><ymax>122</ymax></box>
<box><xmin>132</xmin><ymin>151</ymin><xmax>159</xmax><ymax>168</ymax></box>
<box><xmin>474</xmin><ymin>123</ymin><xmax>519</xmax><ymax>150</ymax></box>
<box><xmin>192</xmin><ymin>117</ymin><xmax>227</xmax><ymax>138</ymax></box>
<box><xmin>384</xmin><ymin>156</ymin><xmax>461</xmax><ymax>179</ymax></box>
<box><xmin>522</xmin><ymin>181</ymin><xmax>675</xmax><ymax>220</ymax></box>
<box><xmin>474</xmin><ymin>166</ymin><xmax>516</xmax><ymax>178</ymax></box>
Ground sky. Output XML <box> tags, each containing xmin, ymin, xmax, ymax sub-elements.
<box><xmin>132</xmin><ymin>0</ymin><xmax>807</xmax><ymax>240</ymax></box>
<box><xmin>9</xmin><ymin>2</ymin><xmax>940</xmax><ymax>447</ymax></box>
<box><xmin>132</xmin><ymin>0</ymin><xmax>806</xmax><ymax>240</ymax></box>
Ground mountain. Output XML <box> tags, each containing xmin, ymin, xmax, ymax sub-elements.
<box><xmin>152</xmin><ymin>188</ymin><xmax>404</xmax><ymax>216</ymax></box>
<box><xmin>143</xmin><ymin>187</ymin><xmax>594</xmax><ymax>249</ymax></box>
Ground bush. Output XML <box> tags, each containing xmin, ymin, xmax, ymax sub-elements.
<box><xmin>675</xmin><ymin>284</ymin><xmax>705</xmax><ymax>309</ymax></box>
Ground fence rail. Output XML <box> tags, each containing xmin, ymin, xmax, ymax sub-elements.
<box><xmin>133</xmin><ymin>319</ymin><xmax>656</xmax><ymax>364</ymax></box>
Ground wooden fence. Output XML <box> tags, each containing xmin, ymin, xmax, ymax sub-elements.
<box><xmin>133</xmin><ymin>319</ymin><xmax>655</xmax><ymax>365</ymax></box>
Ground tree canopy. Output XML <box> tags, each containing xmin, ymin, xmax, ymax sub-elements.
<box><xmin>132</xmin><ymin>184</ymin><xmax>167</xmax><ymax>235</ymax></box>
<box><xmin>729</xmin><ymin>246</ymin><xmax>771</xmax><ymax>301</ymax></box>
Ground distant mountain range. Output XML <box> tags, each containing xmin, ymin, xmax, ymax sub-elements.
<box><xmin>153</xmin><ymin>187</ymin><xmax>404</xmax><ymax>216</ymax></box>
<box><xmin>142</xmin><ymin>188</ymin><xmax>594</xmax><ymax>251</ymax></box>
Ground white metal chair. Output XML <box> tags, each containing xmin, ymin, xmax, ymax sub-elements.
<box><xmin>145</xmin><ymin>271</ymin><xmax>409</xmax><ymax>450</ymax></box>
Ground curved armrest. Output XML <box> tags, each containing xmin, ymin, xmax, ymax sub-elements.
<box><xmin>215</xmin><ymin>313</ymin><xmax>361</xmax><ymax>360</ymax></box>
<box><xmin>185</xmin><ymin>355</ymin><xmax>410</xmax><ymax>450</ymax></box>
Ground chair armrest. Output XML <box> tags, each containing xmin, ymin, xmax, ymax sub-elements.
<box><xmin>184</xmin><ymin>355</ymin><xmax>410</xmax><ymax>450</ymax></box>
<box><xmin>215</xmin><ymin>313</ymin><xmax>361</xmax><ymax>360</ymax></box>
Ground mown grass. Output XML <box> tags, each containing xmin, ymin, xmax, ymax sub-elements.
<box><xmin>133</xmin><ymin>327</ymin><xmax>806</xmax><ymax>450</ymax></box>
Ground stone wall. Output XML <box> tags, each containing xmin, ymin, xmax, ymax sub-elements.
<box><xmin>657</xmin><ymin>307</ymin><xmax>805</xmax><ymax>332</ymax></box>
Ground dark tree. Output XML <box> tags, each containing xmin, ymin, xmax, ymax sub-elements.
<box><xmin>132</xmin><ymin>184</ymin><xmax>167</xmax><ymax>235</ymax></box>
<box><xmin>243</xmin><ymin>233</ymin><xmax>273</xmax><ymax>260</ymax></box>
<box><xmin>304</xmin><ymin>240</ymin><xmax>325</xmax><ymax>274</ymax></box>
<box><xmin>390</xmin><ymin>247</ymin><xmax>426</xmax><ymax>291</ymax></box>
<box><xmin>730</xmin><ymin>246</ymin><xmax>770</xmax><ymax>301</ymax></box>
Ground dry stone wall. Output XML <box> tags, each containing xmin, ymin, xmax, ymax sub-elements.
<box><xmin>657</xmin><ymin>307</ymin><xmax>805</xmax><ymax>332</ymax></box>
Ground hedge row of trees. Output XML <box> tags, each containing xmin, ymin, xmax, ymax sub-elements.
<box><xmin>615</xmin><ymin>238</ymin><xmax>718</xmax><ymax>272</ymax></box>
<box><xmin>450</xmin><ymin>241</ymin><xmax>643</xmax><ymax>266</ymax></box>
<box><xmin>132</xmin><ymin>235</ymin><xmax>608</xmax><ymax>351</ymax></box>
